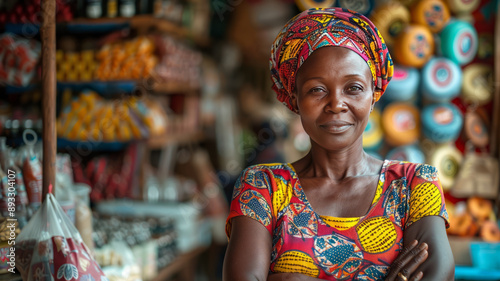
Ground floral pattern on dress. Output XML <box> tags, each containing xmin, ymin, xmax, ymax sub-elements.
<box><xmin>239</xmin><ymin>189</ymin><xmax>271</xmax><ymax>227</ymax></box>
<box><xmin>383</xmin><ymin>178</ymin><xmax>407</xmax><ymax>227</ymax></box>
<box><xmin>313</xmin><ymin>234</ymin><xmax>363</xmax><ymax>279</ymax></box>
<box><xmin>284</xmin><ymin>203</ymin><xmax>318</xmax><ymax>239</ymax></box>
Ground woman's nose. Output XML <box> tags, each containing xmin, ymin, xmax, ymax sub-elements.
<box><xmin>324</xmin><ymin>91</ymin><xmax>348</xmax><ymax>113</ymax></box>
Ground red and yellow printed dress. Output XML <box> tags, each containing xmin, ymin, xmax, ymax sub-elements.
<box><xmin>226</xmin><ymin>160</ymin><xmax>449</xmax><ymax>280</ymax></box>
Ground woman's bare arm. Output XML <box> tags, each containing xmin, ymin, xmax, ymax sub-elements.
<box><xmin>395</xmin><ymin>216</ymin><xmax>454</xmax><ymax>281</ymax></box>
<box><xmin>223</xmin><ymin>216</ymin><xmax>272</xmax><ymax>281</ymax></box>
<box><xmin>224</xmin><ymin>216</ymin><xmax>325</xmax><ymax>281</ymax></box>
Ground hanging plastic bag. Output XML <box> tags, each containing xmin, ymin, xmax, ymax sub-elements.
<box><xmin>15</xmin><ymin>190</ymin><xmax>107</xmax><ymax>281</ymax></box>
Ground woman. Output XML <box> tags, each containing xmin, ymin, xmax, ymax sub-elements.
<box><xmin>223</xmin><ymin>8</ymin><xmax>454</xmax><ymax>281</ymax></box>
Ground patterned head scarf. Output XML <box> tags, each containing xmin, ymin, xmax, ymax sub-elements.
<box><xmin>270</xmin><ymin>8</ymin><xmax>393</xmax><ymax>112</ymax></box>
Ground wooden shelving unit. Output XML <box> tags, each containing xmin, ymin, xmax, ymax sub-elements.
<box><xmin>147</xmin><ymin>130</ymin><xmax>205</xmax><ymax>149</ymax></box>
<box><xmin>29</xmin><ymin>3</ymin><xmax>212</xmax><ymax>281</ymax></box>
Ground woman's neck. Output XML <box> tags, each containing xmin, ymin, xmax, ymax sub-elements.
<box><xmin>298</xmin><ymin>140</ymin><xmax>376</xmax><ymax>182</ymax></box>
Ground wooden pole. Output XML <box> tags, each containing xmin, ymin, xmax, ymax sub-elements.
<box><xmin>41</xmin><ymin>0</ymin><xmax>57</xmax><ymax>199</ymax></box>
<box><xmin>494</xmin><ymin>0</ymin><xmax>500</xmax><ymax>217</ymax></box>
<box><xmin>492</xmin><ymin>1</ymin><xmax>500</xmax><ymax>157</ymax></box>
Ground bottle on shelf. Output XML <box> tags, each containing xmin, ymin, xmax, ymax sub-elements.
<box><xmin>22</xmin><ymin>130</ymin><xmax>42</xmax><ymax>215</ymax></box>
<box><xmin>86</xmin><ymin>0</ymin><xmax>103</xmax><ymax>18</ymax></box>
<box><xmin>153</xmin><ymin>0</ymin><xmax>163</xmax><ymax>17</ymax></box>
<box><xmin>119</xmin><ymin>0</ymin><xmax>136</xmax><ymax>17</ymax></box>
<box><xmin>104</xmin><ymin>0</ymin><xmax>119</xmax><ymax>18</ymax></box>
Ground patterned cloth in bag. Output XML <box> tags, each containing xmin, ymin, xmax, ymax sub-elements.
<box><xmin>16</xmin><ymin>193</ymin><xmax>107</xmax><ymax>281</ymax></box>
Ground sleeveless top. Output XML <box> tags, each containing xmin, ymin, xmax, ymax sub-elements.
<box><xmin>226</xmin><ymin>160</ymin><xmax>449</xmax><ymax>280</ymax></box>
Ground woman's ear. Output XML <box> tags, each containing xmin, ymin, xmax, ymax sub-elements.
<box><xmin>291</xmin><ymin>93</ymin><xmax>299</xmax><ymax>113</ymax></box>
<box><xmin>370</xmin><ymin>92</ymin><xmax>376</xmax><ymax>112</ymax></box>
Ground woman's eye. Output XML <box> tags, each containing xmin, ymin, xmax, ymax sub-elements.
<box><xmin>347</xmin><ymin>85</ymin><xmax>362</xmax><ymax>92</ymax></box>
<box><xmin>309</xmin><ymin>87</ymin><xmax>325</xmax><ymax>93</ymax></box>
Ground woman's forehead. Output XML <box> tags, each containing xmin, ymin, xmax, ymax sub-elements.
<box><xmin>297</xmin><ymin>47</ymin><xmax>372</xmax><ymax>80</ymax></box>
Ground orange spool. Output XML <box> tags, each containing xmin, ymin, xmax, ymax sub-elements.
<box><xmin>467</xmin><ymin>197</ymin><xmax>493</xmax><ymax>222</ymax></box>
<box><xmin>453</xmin><ymin>212</ymin><xmax>479</xmax><ymax>237</ymax></box>
<box><xmin>382</xmin><ymin>102</ymin><xmax>421</xmax><ymax>146</ymax></box>
<box><xmin>480</xmin><ymin>221</ymin><xmax>500</xmax><ymax>242</ymax></box>
<box><xmin>411</xmin><ymin>0</ymin><xmax>450</xmax><ymax>33</ymax></box>
<box><xmin>393</xmin><ymin>24</ymin><xmax>434</xmax><ymax>68</ymax></box>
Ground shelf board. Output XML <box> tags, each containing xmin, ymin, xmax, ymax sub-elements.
<box><xmin>152</xmin><ymin>82</ymin><xmax>199</xmax><ymax>94</ymax></box>
<box><xmin>150</xmin><ymin>246</ymin><xmax>208</xmax><ymax>281</ymax></box>
<box><xmin>1</xmin><ymin>16</ymin><xmax>209</xmax><ymax>45</ymax></box>
<box><xmin>147</xmin><ymin>131</ymin><xmax>205</xmax><ymax>148</ymax></box>
<box><xmin>57</xmin><ymin>138</ymin><xmax>130</xmax><ymax>151</ymax></box>
<box><xmin>67</xmin><ymin>15</ymin><xmax>187</xmax><ymax>37</ymax></box>
<box><xmin>57</xmin><ymin>80</ymin><xmax>138</xmax><ymax>95</ymax></box>
<box><xmin>3</xmin><ymin>80</ymin><xmax>197</xmax><ymax>95</ymax></box>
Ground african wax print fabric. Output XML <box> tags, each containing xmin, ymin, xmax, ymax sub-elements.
<box><xmin>226</xmin><ymin>160</ymin><xmax>449</xmax><ymax>280</ymax></box>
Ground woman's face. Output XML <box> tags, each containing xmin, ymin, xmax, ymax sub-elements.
<box><xmin>293</xmin><ymin>46</ymin><xmax>374</xmax><ymax>151</ymax></box>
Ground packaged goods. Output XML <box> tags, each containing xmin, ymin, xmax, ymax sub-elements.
<box><xmin>22</xmin><ymin>130</ymin><xmax>42</xmax><ymax>215</ymax></box>
<box><xmin>16</xmin><ymin>192</ymin><xmax>107</xmax><ymax>280</ymax></box>
<box><xmin>57</xmin><ymin>91</ymin><xmax>168</xmax><ymax>142</ymax></box>
<box><xmin>0</xmin><ymin>34</ymin><xmax>41</xmax><ymax>87</ymax></box>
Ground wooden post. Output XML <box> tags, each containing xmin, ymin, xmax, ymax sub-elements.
<box><xmin>494</xmin><ymin>0</ymin><xmax>500</xmax><ymax>217</ymax></box>
<box><xmin>41</xmin><ymin>0</ymin><xmax>57</xmax><ymax>198</ymax></box>
<box><xmin>492</xmin><ymin>1</ymin><xmax>500</xmax><ymax>157</ymax></box>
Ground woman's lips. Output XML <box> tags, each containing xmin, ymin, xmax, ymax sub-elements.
<box><xmin>319</xmin><ymin>121</ymin><xmax>353</xmax><ymax>133</ymax></box>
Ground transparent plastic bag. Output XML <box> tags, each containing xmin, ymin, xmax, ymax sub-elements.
<box><xmin>15</xmin><ymin>192</ymin><xmax>108</xmax><ymax>281</ymax></box>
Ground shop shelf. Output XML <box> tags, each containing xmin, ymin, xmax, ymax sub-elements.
<box><xmin>152</xmin><ymin>81</ymin><xmax>200</xmax><ymax>94</ymax></box>
<box><xmin>3</xmin><ymin>23</ymin><xmax>40</xmax><ymax>35</ymax></box>
<box><xmin>4</xmin><ymin>84</ymin><xmax>39</xmax><ymax>94</ymax></box>
<box><xmin>3</xmin><ymin>80</ymin><xmax>198</xmax><ymax>96</ymax></box>
<box><xmin>57</xmin><ymin>80</ymin><xmax>138</xmax><ymax>95</ymax></box>
<box><xmin>147</xmin><ymin>130</ymin><xmax>205</xmax><ymax>149</ymax></box>
<box><xmin>65</xmin><ymin>20</ymin><xmax>129</xmax><ymax>34</ymax></box>
<box><xmin>57</xmin><ymin>138</ymin><xmax>129</xmax><ymax>151</ymax></box>
<box><xmin>65</xmin><ymin>16</ymin><xmax>187</xmax><ymax>37</ymax></box>
<box><xmin>67</xmin><ymin>16</ymin><xmax>208</xmax><ymax>46</ymax></box>
<box><xmin>2</xmin><ymin>16</ymin><xmax>192</xmax><ymax>38</ymax></box>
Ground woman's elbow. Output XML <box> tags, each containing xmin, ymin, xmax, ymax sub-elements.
<box><xmin>421</xmin><ymin>255</ymin><xmax>455</xmax><ymax>281</ymax></box>
<box><xmin>223</xmin><ymin>262</ymin><xmax>268</xmax><ymax>281</ymax></box>
<box><xmin>223</xmin><ymin>271</ymin><xmax>267</xmax><ymax>281</ymax></box>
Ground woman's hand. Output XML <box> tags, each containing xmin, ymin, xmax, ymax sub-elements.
<box><xmin>385</xmin><ymin>239</ymin><xmax>429</xmax><ymax>281</ymax></box>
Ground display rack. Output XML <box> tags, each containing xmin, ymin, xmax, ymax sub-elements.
<box><xmin>31</xmin><ymin>2</ymin><xmax>212</xmax><ymax>281</ymax></box>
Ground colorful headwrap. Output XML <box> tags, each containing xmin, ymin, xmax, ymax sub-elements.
<box><xmin>270</xmin><ymin>8</ymin><xmax>394</xmax><ymax>112</ymax></box>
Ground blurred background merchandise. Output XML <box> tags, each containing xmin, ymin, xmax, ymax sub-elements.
<box><xmin>0</xmin><ymin>0</ymin><xmax>498</xmax><ymax>280</ymax></box>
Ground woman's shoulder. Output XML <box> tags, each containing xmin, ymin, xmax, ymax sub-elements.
<box><xmin>384</xmin><ymin>159</ymin><xmax>438</xmax><ymax>179</ymax></box>
<box><xmin>241</xmin><ymin>163</ymin><xmax>293</xmax><ymax>174</ymax></box>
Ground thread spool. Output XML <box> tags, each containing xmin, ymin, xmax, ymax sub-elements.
<box><xmin>393</xmin><ymin>24</ymin><xmax>434</xmax><ymax>68</ymax></box>
<box><xmin>439</xmin><ymin>20</ymin><xmax>478</xmax><ymax>65</ymax></box>
<box><xmin>382</xmin><ymin>102</ymin><xmax>420</xmax><ymax>146</ymax></box>
<box><xmin>421</xmin><ymin>57</ymin><xmax>462</xmax><ymax>102</ymax></box>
